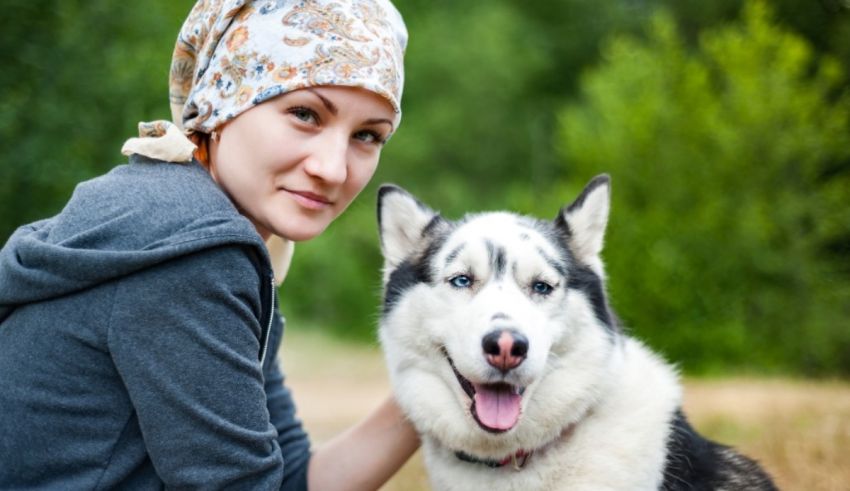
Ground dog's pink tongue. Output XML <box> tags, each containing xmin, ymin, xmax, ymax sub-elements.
<box><xmin>473</xmin><ymin>384</ymin><xmax>522</xmax><ymax>431</ymax></box>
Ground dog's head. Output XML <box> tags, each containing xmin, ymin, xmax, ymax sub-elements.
<box><xmin>377</xmin><ymin>175</ymin><xmax>620</xmax><ymax>455</ymax></box>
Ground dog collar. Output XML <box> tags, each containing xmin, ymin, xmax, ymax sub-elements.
<box><xmin>455</xmin><ymin>449</ymin><xmax>532</xmax><ymax>471</ymax></box>
<box><xmin>453</xmin><ymin>419</ymin><xmax>582</xmax><ymax>472</ymax></box>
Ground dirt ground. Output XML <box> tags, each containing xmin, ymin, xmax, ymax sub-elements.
<box><xmin>281</xmin><ymin>330</ymin><xmax>850</xmax><ymax>491</ymax></box>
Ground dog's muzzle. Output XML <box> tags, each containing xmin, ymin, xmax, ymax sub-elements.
<box><xmin>442</xmin><ymin>348</ymin><xmax>526</xmax><ymax>433</ymax></box>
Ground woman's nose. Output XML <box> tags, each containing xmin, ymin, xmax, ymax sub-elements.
<box><xmin>303</xmin><ymin>134</ymin><xmax>348</xmax><ymax>184</ymax></box>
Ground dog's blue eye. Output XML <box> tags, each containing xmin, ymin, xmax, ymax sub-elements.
<box><xmin>449</xmin><ymin>275</ymin><xmax>473</xmax><ymax>289</ymax></box>
<box><xmin>532</xmin><ymin>281</ymin><xmax>553</xmax><ymax>295</ymax></box>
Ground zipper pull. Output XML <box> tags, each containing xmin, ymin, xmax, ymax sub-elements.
<box><xmin>259</xmin><ymin>275</ymin><xmax>275</xmax><ymax>364</ymax></box>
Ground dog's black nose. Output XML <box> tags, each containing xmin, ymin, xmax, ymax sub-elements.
<box><xmin>482</xmin><ymin>329</ymin><xmax>528</xmax><ymax>371</ymax></box>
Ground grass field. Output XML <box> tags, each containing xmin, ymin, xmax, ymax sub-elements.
<box><xmin>281</xmin><ymin>329</ymin><xmax>850</xmax><ymax>491</ymax></box>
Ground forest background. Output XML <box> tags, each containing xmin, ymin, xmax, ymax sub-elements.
<box><xmin>2</xmin><ymin>0</ymin><xmax>849</xmax><ymax>376</ymax></box>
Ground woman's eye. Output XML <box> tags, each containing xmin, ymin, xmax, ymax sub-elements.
<box><xmin>288</xmin><ymin>106</ymin><xmax>318</xmax><ymax>124</ymax></box>
<box><xmin>449</xmin><ymin>275</ymin><xmax>473</xmax><ymax>289</ymax></box>
<box><xmin>353</xmin><ymin>129</ymin><xmax>385</xmax><ymax>145</ymax></box>
<box><xmin>532</xmin><ymin>281</ymin><xmax>553</xmax><ymax>295</ymax></box>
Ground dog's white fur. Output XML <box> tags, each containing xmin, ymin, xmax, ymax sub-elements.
<box><xmin>377</xmin><ymin>179</ymin><xmax>686</xmax><ymax>490</ymax></box>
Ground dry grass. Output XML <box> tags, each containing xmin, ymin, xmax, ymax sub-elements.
<box><xmin>281</xmin><ymin>330</ymin><xmax>850</xmax><ymax>491</ymax></box>
<box><xmin>682</xmin><ymin>379</ymin><xmax>850</xmax><ymax>491</ymax></box>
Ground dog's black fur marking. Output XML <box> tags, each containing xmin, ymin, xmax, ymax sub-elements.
<box><xmin>383</xmin><ymin>236</ymin><xmax>447</xmax><ymax>314</ymax></box>
<box><xmin>535</xmin><ymin>246</ymin><xmax>568</xmax><ymax>278</ymax></box>
<box><xmin>485</xmin><ymin>240</ymin><xmax>496</xmax><ymax>271</ymax></box>
<box><xmin>422</xmin><ymin>214</ymin><xmax>446</xmax><ymax>238</ymax></box>
<box><xmin>552</xmin><ymin>211</ymin><xmax>573</xmax><ymax>241</ymax></box>
<box><xmin>566</xmin><ymin>265</ymin><xmax>617</xmax><ymax>333</ymax></box>
<box><xmin>487</xmin><ymin>241</ymin><xmax>507</xmax><ymax>280</ymax></box>
<box><xmin>444</xmin><ymin>243</ymin><xmax>466</xmax><ymax>268</ymax></box>
<box><xmin>662</xmin><ymin>410</ymin><xmax>777</xmax><ymax>490</ymax></box>
<box><xmin>514</xmin><ymin>217</ymin><xmax>579</xmax><ymax>279</ymax></box>
<box><xmin>383</xmin><ymin>260</ymin><xmax>428</xmax><ymax>314</ymax></box>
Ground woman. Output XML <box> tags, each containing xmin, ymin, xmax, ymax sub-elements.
<box><xmin>0</xmin><ymin>1</ymin><xmax>418</xmax><ymax>489</ymax></box>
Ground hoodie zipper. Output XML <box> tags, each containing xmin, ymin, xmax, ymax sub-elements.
<box><xmin>259</xmin><ymin>275</ymin><xmax>274</xmax><ymax>365</ymax></box>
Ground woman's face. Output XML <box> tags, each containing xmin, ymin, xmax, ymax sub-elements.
<box><xmin>209</xmin><ymin>86</ymin><xmax>395</xmax><ymax>241</ymax></box>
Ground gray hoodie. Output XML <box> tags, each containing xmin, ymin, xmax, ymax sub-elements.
<box><xmin>0</xmin><ymin>155</ymin><xmax>310</xmax><ymax>489</ymax></box>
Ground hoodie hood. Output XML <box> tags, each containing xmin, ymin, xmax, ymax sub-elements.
<box><xmin>0</xmin><ymin>155</ymin><xmax>267</xmax><ymax>321</ymax></box>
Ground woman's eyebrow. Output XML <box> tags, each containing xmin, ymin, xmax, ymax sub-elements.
<box><xmin>305</xmin><ymin>88</ymin><xmax>395</xmax><ymax>131</ymax></box>
<box><xmin>305</xmin><ymin>88</ymin><xmax>338</xmax><ymax>115</ymax></box>
<box><xmin>365</xmin><ymin>118</ymin><xmax>394</xmax><ymax>131</ymax></box>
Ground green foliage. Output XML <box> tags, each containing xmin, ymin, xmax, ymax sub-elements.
<box><xmin>279</xmin><ymin>0</ymin><xmax>651</xmax><ymax>340</ymax></box>
<box><xmin>2</xmin><ymin>1</ymin><xmax>849</xmax><ymax>375</ymax></box>
<box><xmin>0</xmin><ymin>0</ymin><xmax>195</xmax><ymax>239</ymax></box>
<box><xmin>557</xmin><ymin>1</ymin><xmax>850</xmax><ymax>375</ymax></box>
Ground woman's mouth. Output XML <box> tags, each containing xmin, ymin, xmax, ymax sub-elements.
<box><xmin>286</xmin><ymin>189</ymin><xmax>333</xmax><ymax>210</ymax></box>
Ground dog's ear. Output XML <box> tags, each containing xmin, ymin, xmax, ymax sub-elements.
<box><xmin>555</xmin><ymin>174</ymin><xmax>611</xmax><ymax>266</ymax></box>
<box><xmin>377</xmin><ymin>184</ymin><xmax>444</xmax><ymax>270</ymax></box>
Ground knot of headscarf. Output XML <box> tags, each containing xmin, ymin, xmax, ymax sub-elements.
<box><xmin>122</xmin><ymin>0</ymin><xmax>407</xmax><ymax>162</ymax></box>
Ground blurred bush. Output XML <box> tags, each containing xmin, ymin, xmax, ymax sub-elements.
<box><xmin>280</xmin><ymin>0</ymin><xmax>657</xmax><ymax>341</ymax></box>
<box><xmin>557</xmin><ymin>1</ymin><xmax>850</xmax><ymax>374</ymax></box>
<box><xmin>1</xmin><ymin>0</ymin><xmax>848</xmax><ymax>375</ymax></box>
<box><xmin>0</xmin><ymin>0</ymin><xmax>192</xmax><ymax>237</ymax></box>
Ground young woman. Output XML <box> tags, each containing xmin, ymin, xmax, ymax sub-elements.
<box><xmin>0</xmin><ymin>1</ymin><xmax>418</xmax><ymax>489</ymax></box>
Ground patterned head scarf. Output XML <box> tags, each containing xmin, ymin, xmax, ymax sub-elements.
<box><xmin>123</xmin><ymin>0</ymin><xmax>407</xmax><ymax>162</ymax></box>
<box><xmin>121</xmin><ymin>0</ymin><xmax>407</xmax><ymax>286</ymax></box>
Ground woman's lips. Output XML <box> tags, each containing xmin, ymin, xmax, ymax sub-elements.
<box><xmin>286</xmin><ymin>189</ymin><xmax>333</xmax><ymax>210</ymax></box>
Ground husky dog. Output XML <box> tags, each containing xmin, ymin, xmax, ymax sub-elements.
<box><xmin>376</xmin><ymin>176</ymin><xmax>776</xmax><ymax>491</ymax></box>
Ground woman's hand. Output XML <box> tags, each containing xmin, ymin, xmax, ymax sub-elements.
<box><xmin>307</xmin><ymin>395</ymin><xmax>420</xmax><ymax>491</ymax></box>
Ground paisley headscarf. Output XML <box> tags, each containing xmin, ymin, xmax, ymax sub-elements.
<box><xmin>122</xmin><ymin>0</ymin><xmax>407</xmax><ymax>285</ymax></box>
<box><xmin>123</xmin><ymin>0</ymin><xmax>407</xmax><ymax>162</ymax></box>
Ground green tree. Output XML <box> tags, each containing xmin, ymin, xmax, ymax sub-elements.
<box><xmin>280</xmin><ymin>1</ymin><xmax>555</xmax><ymax>339</ymax></box>
<box><xmin>0</xmin><ymin>0</ymin><xmax>194</xmax><ymax>240</ymax></box>
<box><xmin>278</xmin><ymin>0</ymin><xmax>659</xmax><ymax>340</ymax></box>
<box><xmin>3</xmin><ymin>1</ymin><xmax>849</xmax><ymax>375</ymax></box>
<box><xmin>558</xmin><ymin>1</ymin><xmax>850</xmax><ymax>374</ymax></box>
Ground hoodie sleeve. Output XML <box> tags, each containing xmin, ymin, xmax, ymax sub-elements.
<box><xmin>108</xmin><ymin>245</ymin><xmax>288</xmax><ymax>488</ymax></box>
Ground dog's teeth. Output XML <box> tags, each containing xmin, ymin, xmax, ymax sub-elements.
<box><xmin>512</xmin><ymin>386</ymin><xmax>521</xmax><ymax>395</ymax></box>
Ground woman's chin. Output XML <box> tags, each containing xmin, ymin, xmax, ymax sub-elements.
<box><xmin>273</xmin><ymin>221</ymin><xmax>331</xmax><ymax>243</ymax></box>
